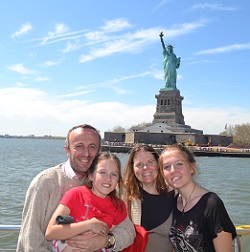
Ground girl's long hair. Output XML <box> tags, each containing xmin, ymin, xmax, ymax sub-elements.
<box><xmin>85</xmin><ymin>151</ymin><xmax>124</xmax><ymax>211</ymax></box>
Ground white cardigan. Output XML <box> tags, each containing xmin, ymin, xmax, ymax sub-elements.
<box><xmin>125</xmin><ymin>195</ymin><xmax>173</xmax><ymax>252</ymax></box>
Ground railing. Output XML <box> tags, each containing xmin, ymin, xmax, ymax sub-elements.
<box><xmin>0</xmin><ymin>225</ymin><xmax>250</xmax><ymax>251</ymax></box>
<box><xmin>0</xmin><ymin>225</ymin><xmax>21</xmax><ymax>232</ymax></box>
<box><xmin>0</xmin><ymin>225</ymin><xmax>20</xmax><ymax>251</ymax></box>
<box><xmin>235</xmin><ymin>225</ymin><xmax>250</xmax><ymax>252</ymax></box>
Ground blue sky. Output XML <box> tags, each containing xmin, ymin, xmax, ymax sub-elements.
<box><xmin>1</xmin><ymin>0</ymin><xmax>250</xmax><ymax>138</ymax></box>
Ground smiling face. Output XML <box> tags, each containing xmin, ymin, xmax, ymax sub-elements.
<box><xmin>133</xmin><ymin>150</ymin><xmax>159</xmax><ymax>188</ymax></box>
<box><xmin>88</xmin><ymin>159</ymin><xmax>119</xmax><ymax>198</ymax></box>
<box><xmin>161</xmin><ymin>150</ymin><xmax>195</xmax><ymax>190</ymax></box>
<box><xmin>64</xmin><ymin>127</ymin><xmax>100</xmax><ymax>179</ymax></box>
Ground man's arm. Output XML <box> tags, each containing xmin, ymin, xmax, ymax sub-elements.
<box><xmin>17</xmin><ymin>176</ymin><xmax>50</xmax><ymax>251</ymax></box>
<box><xmin>112</xmin><ymin>216</ymin><xmax>135</xmax><ymax>251</ymax></box>
<box><xmin>17</xmin><ymin>169</ymin><xmax>61</xmax><ymax>252</ymax></box>
<box><xmin>67</xmin><ymin>217</ymin><xmax>136</xmax><ymax>252</ymax></box>
<box><xmin>66</xmin><ymin>232</ymin><xmax>108</xmax><ymax>252</ymax></box>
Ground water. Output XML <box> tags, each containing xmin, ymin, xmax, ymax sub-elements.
<box><xmin>0</xmin><ymin>138</ymin><xmax>249</xmax><ymax>250</ymax></box>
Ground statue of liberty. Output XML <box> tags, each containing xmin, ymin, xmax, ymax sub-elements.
<box><xmin>159</xmin><ymin>31</ymin><xmax>181</xmax><ymax>90</ymax></box>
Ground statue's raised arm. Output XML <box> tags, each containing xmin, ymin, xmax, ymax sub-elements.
<box><xmin>159</xmin><ymin>31</ymin><xmax>181</xmax><ymax>90</ymax></box>
<box><xmin>159</xmin><ymin>31</ymin><xmax>166</xmax><ymax>51</ymax></box>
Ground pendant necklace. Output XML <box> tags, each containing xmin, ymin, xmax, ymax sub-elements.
<box><xmin>181</xmin><ymin>184</ymin><xmax>196</xmax><ymax>216</ymax></box>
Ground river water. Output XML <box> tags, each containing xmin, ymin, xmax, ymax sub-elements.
<box><xmin>0</xmin><ymin>138</ymin><xmax>249</xmax><ymax>250</ymax></box>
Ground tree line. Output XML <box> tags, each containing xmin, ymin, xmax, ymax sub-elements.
<box><xmin>220</xmin><ymin>123</ymin><xmax>250</xmax><ymax>148</ymax></box>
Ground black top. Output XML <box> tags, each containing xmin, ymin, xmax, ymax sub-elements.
<box><xmin>169</xmin><ymin>192</ymin><xmax>237</xmax><ymax>252</ymax></box>
<box><xmin>141</xmin><ymin>189</ymin><xmax>174</xmax><ymax>230</ymax></box>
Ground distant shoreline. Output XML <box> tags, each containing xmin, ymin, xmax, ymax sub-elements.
<box><xmin>102</xmin><ymin>144</ymin><xmax>250</xmax><ymax>158</ymax></box>
<box><xmin>1</xmin><ymin>136</ymin><xmax>250</xmax><ymax>158</ymax></box>
<box><xmin>0</xmin><ymin>135</ymin><xmax>65</xmax><ymax>140</ymax></box>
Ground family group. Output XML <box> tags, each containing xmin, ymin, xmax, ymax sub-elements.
<box><xmin>17</xmin><ymin>124</ymin><xmax>236</xmax><ymax>252</ymax></box>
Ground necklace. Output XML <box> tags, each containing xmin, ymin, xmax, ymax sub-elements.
<box><xmin>181</xmin><ymin>184</ymin><xmax>196</xmax><ymax>215</ymax></box>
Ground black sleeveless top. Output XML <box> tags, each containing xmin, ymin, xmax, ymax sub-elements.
<box><xmin>141</xmin><ymin>189</ymin><xmax>174</xmax><ymax>231</ymax></box>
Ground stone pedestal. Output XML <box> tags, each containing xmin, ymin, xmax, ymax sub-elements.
<box><xmin>153</xmin><ymin>89</ymin><xmax>185</xmax><ymax>125</ymax></box>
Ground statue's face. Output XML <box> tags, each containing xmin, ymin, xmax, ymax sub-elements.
<box><xmin>168</xmin><ymin>46</ymin><xmax>173</xmax><ymax>52</ymax></box>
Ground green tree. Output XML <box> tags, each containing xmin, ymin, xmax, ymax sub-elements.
<box><xmin>221</xmin><ymin>123</ymin><xmax>250</xmax><ymax>147</ymax></box>
<box><xmin>112</xmin><ymin>125</ymin><xmax>126</xmax><ymax>132</ymax></box>
<box><xmin>233</xmin><ymin>123</ymin><xmax>250</xmax><ymax>145</ymax></box>
<box><xmin>129</xmin><ymin>121</ymin><xmax>152</xmax><ymax>131</ymax></box>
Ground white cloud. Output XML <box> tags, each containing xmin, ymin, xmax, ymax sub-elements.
<box><xmin>196</xmin><ymin>43</ymin><xmax>250</xmax><ymax>55</ymax></box>
<box><xmin>190</xmin><ymin>3</ymin><xmax>235</xmax><ymax>11</ymax></box>
<box><xmin>152</xmin><ymin>0</ymin><xmax>169</xmax><ymax>12</ymax></box>
<box><xmin>8</xmin><ymin>63</ymin><xmax>34</xmax><ymax>74</ymax></box>
<box><xmin>80</xmin><ymin>20</ymin><xmax>207</xmax><ymax>63</ymax></box>
<box><xmin>0</xmin><ymin>87</ymin><xmax>48</xmax><ymax>119</ymax></box>
<box><xmin>43</xmin><ymin>60</ymin><xmax>58</xmax><ymax>66</ymax></box>
<box><xmin>43</xmin><ymin>58</ymin><xmax>64</xmax><ymax>67</ymax></box>
<box><xmin>152</xmin><ymin>69</ymin><xmax>163</xmax><ymax>80</ymax></box>
<box><xmin>42</xmin><ymin>23</ymin><xmax>70</xmax><ymax>45</ymax></box>
<box><xmin>11</xmin><ymin>23</ymin><xmax>32</xmax><ymax>39</ymax></box>
<box><xmin>54</xmin><ymin>23</ymin><xmax>69</xmax><ymax>34</ymax></box>
<box><xmin>40</xmin><ymin>29</ymin><xmax>87</xmax><ymax>46</ymax></box>
<box><xmin>35</xmin><ymin>76</ymin><xmax>49</xmax><ymax>82</ymax></box>
<box><xmin>76</xmin><ymin>72</ymin><xmax>152</xmax><ymax>92</ymax></box>
<box><xmin>29</xmin><ymin>52</ymin><xmax>37</xmax><ymax>58</ymax></box>
<box><xmin>0</xmin><ymin>87</ymin><xmax>154</xmax><ymax>136</ymax></box>
<box><xmin>183</xmin><ymin>106</ymin><xmax>250</xmax><ymax>134</ymax></box>
<box><xmin>101</xmin><ymin>18</ymin><xmax>132</xmax><ymax>32</ymax></box>
<box><xmin>62</xmin><ymin>41</ymin><xmax>81</xmax><ymax>53</ymax></box>
<box><xmin>16</xmin><ymin>82</ymin><xmax>27</xmax><ymax>87</ymax></box>
<box><xmin>166</xmin><ymin>20</ymin><xmax>207</xmax><ymax>38</ymax></box>
<box><xmin>0</xmin><ymin>87</ymin><xmax>249</xmax><ymax>138</ymax></box>
<box><xmin>57</xmin><ymin>90</ymin><xmax>93</xmax><ymax>97</ymax></box>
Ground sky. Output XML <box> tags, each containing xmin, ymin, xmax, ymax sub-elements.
<box><xmin>1</xmin><ymin>0</ymin><xmax>250</xmax><ymax>138</ymax></box>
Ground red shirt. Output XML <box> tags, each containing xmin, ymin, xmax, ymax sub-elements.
<box><xmin>60</xmin><ymin>186</ymin><xmax>127</xmax><ymax>228</ymax></box>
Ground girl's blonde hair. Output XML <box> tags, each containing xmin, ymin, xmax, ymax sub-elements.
<box><xmin>159</xmin><ymin>144</ymin><xmax>199</xmax><ymax>177</ymax></box>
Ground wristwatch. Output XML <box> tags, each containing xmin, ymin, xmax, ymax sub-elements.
<box><xmin>106</xmin><ymin>232</ymin><xmax>116</xmax><ymax>249</ymax></box>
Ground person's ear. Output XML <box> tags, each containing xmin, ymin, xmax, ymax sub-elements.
<box><xmin>87</xmin><ymin>170</ymin><xmax>93</xmax><ymax>181</ymax></box>
<box><xmin>190</xmin><ymin>164</ymin><xmax>196</xmax><ymax>174</ymax></box>
<box><xmin>64</xmin><ymin>146</ymin><xmax>70</xmax><ymax>157</ymax></box>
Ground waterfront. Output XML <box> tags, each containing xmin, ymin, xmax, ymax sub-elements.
<box><xmin>0</xmin><ymin>138</ymin><xmax>250</xmax><ymax>250</ymax></box>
